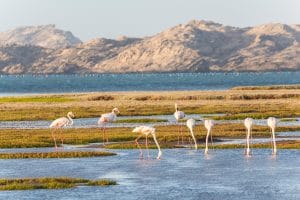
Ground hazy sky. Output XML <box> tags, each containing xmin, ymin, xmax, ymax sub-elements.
<box><xmin>0</xmin><ymin>0</ymin><xmax>299</xmax><ymax>41</ymax></box>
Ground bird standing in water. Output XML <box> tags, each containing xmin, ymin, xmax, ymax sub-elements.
<box><xmin>50</xmin><ymin>112</ymin><xmax>75</xmax><ymax>149</ymax></box>
<box><xmin>204</xmin><ymin>119</ymin><xmax>215</xmax><ymax>155</ymax></box>
<box><xmin>98</xmin><ymin>108</ymin><xmax>120</xmax><ymax>144</ymax></box>
<box><xmin>174</xmin><ymin>103</ymin><xmax>185</xmax><ymax>144</ymax></box>
<box><xmin>133</xmin><ymin>126</ymin><xmax>162</xmax><ymax>159</ymax></box>
<box><xmin>186</xmin><ymin>119</ymin><xmax>198</xmax><ymax>150</ymax></box>
<box><xmin>267</xmin><ymin>117</ymin><xmax>278</xmax><ymax>156</ymax></box>
<box><xmin>244</xmin><ymin>118</ymin><xmax>254</xmax><ymax>157</ymax></box>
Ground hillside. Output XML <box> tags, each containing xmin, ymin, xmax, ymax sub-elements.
<box><xmin>0</xmin><ymin>21</ymin><xmax>299</xmax><ymax>74</ymax></box>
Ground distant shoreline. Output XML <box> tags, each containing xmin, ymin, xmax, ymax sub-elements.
<box><xmin>0</xmin><ymin>70</ymin><xmax>300</xmax><ymax>76</ymax></box>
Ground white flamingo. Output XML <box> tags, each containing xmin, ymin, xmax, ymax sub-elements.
<box><xmin>204</xmin><ymin>119</ymin><xmax>215</xmax><ymax>155</ymax></box>
<box><xmin>174</xmin><ymin>103</ymin><xmax>185</xmax><ymax>144</ymax></box>
<box><xmin>133</xmin><ymin>126</ymin><xmax>162</xmax><ymax>159</ymax></box>
<box><xmin>244</xmin><ymin>118</ymin><xmax>254</xmax><ymax>157</ymax></box>
<box><xmin>98</xmin><ymin>108</ymin><xmax>120</xmax><ymax>143</ymax></box>
<box><xmin>267</xmin><ymin>117</ymin><xmax>278</xmax><ymax>156</ymax></box>
<box><xmin>186</xmin><ymin>119</ymin><xmax>198</xmax><ymax>149</ymax></box>
<box><xmin>49</xmin><ymin>112</ymin><xmax>74</xmax><ymax>149</ymax></box>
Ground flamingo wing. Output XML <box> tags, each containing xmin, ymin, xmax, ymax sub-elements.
<box><xmin>50</xmin><ymin>117</ymin><xmax>69</xmax><ymax>128</ymax></box>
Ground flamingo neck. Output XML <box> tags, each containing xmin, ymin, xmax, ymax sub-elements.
<box><xmin>67</xmin><ymin>114</ymin><xmax>73</xmax><ymax>125</ymax></box>
<box><xmin>189</xmin><ymin>128</ymin><xmax>197</xmax><ymax>150</ymax></box>
<box><xmin>152</xmin><ymin>134</ymin><xmax>162</xmax><ymax>158</ymax></box>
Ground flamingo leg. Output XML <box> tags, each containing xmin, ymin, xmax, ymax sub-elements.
<box><xmin>135</xmin><ymin>134</ymin><xmax>144</xmax><ymax>159</ymax></box>
<box><xmin>145</xmin><ymin>135</ymin><xmax>150</xmax><ymax>159</ymax></box>
<box><xmin>270</xmin><ymin>128</ymin><xmax>274</xmax><ymax>154</ymax></box>
<box><xmin>271</xmin><ymin>128</ymin><xmax>277</xmax><ymax>155</ymax></box>
<box><xmin>60</xmin><ymin>128</ymin><xmax>64</xmax><ymax>150</ymax></box>
<box><xmin>101</xmin><ymin>124</ymin><xmax>106</xmax><ymax>145</ymax></box>
<box><xmin>51</xmin><ymin>129</ymin><xmax>58</xmax><ymax>150</ymax></box>
<box><xmin>205</xmin><ymin>130</ymin><xmax>209</xmax><ymax>154</ymax></box>
<box><xmin>245</xmin><ymin>128</ymin><xmax>250</xmax><ymax>156</ymax></box>
<box><xmin>250</xmin><ymin>128</ymin><xmax>253</xmax><ymax>155</ymax></box>
<box><xmin>244</xmin><ymin>129</ymin><xmax>247</xmax><ymax>155</ymax></box>
<box><xmin>177</xmin><ymin>122</ymin><xmax>180</xmax><ymax>145</ymax></box>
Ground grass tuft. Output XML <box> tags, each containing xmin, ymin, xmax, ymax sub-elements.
<box><xmin>0</xmin><ymin>177</ymin><xmax>116</xmax><ymax>190</ymax></box>
<box><xmin>0</xmin><ymin>151</ymin><xmax>116</xmax><ymax>159</ymax></box>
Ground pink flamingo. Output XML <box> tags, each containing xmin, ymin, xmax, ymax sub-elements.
<box><xmin>174</xmin><ymin>103</ymin><xmax>185</xmax><ymax>144</ymax></box>
<box><xmin>49</xmin><ymin>112</ymin><xmax>74</xmax><ymax>149</ymax></box>
<box><xmin>133</xmin><ymin>126</ymin><xmax>162</xmax><ymax>159</ymax></box>
<box><xmin>204</xmin><ymin>119</ymin><xmax>215</xmax><ymax>155</ymax></box>
<box><xmin>267</xmin><ymin>117</ymin><xmax>278</xmax><ymax>156</ymax></box>
<box><xmin>244</xmin><ymin>118</ymin><xmax>254</xmax><ymax>157</ymax></box>
<box><xmin>186</xmin><ymin>119</ymin><xmax>198</xmax><ymax>149</ymax></box>
<box><xmin>98</xmin><ymin>108</ymin><xmax>120</xmax><ymax>144</ymax></box>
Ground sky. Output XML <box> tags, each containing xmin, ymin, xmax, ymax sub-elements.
<box><xmin>0</xmin><ymin>0</ymin><xmax>299</xmax><ymax>41</ymax></box>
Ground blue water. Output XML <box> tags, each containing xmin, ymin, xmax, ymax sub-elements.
<box><xmin>0</xmin><ymin>149</ymin><xmax>299</xmax><ymax>200</ymax></box>
<box><xmin>0</xmin><ymin>72</ymin><xmax>299</xmax><ymax>95</ymax></box>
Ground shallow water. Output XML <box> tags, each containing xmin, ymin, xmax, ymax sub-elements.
<box><xmin>219</xmin><ymin>136</ymin><xmax>300</xmax><ymax>145</ymax></box>
<box><xmin>0</xmin><ymin>114</ymin><xmax>220</xmax><ymax>129</ymax></box>
<box><xmin>0</xmin><ymin>72</ymin><xmax>300</xmax><ymax>95</ymax></box>
<box><xmin>0</xmin><ymin>149</ymin><xmax>299</xmax><ymax>200</ymax></box>
<box><xmin>0</xmin><ymin>114</ymin><xmax>298</xmax><ymax>129</ymax></box>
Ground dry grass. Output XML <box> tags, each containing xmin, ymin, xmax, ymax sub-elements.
<box><xmin>0</xmin><ymin>89</ymin><xmax>299</xmax><ymax>121</ymax></box>
<box><xmin>231</xmin><ymin>85</ymin><xmax>300</xmax><ymax>90</ymax></box>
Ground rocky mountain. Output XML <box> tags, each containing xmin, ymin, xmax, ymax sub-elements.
<box><xmin>0</xmin><ymin>24</ymin><xmax>81</xmax><ymax>49</ymax></box>
<box><xmin>0</xmin><ymin>21</ymin><xmax>299</xmax><ymax>74</ymax></box>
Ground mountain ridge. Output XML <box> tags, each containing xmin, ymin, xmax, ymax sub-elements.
<box><xmin>0</xmin><ymin>20</ymin><xmax>299</xmax><ymax>74</ymax></box>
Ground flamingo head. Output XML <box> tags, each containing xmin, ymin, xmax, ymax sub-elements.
<box><xmin>67</xmin><ymin>112</ymin><xmax>75</xmax><ymax>118</ymax></box>
<box><xmin>157</xmin><ymin>151</ymin><xmax>162</xmax><ymax>160</ymax></box>
<box><xmin>112</xmin><ymin>108</ymin><xmax>120</xmax><ymax>115</ymax></box>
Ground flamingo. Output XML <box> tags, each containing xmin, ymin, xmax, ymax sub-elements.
<box><xmin>204</xmin><ymin>119</ymin><xmax>215</xmax><ymax>155</ymax></box>
<box><xmin>133</xmin><ymin>126</ymin><xmax>162</xmax><ymax>159</ymax></box>
<box><xmin>244</xmin><ymin>118</ymin><xmax>254</xmax><ymax>157</ymax></box>
<box><xmin>267</xmin><ymin>117</ymin><xmax>277</xmax><ymax>156</ymax></box>
<box><xmin>174</xmin><ymin>103</ymin><xmax>185</xmax><ymax>144</ymax></box>
<box><xmin>98</xmin><ymin>108</ymin><xmax>120</xmax><ymax>144</ymax></box>
<box><xmin>186</xmin><ymin>119</ymin><xmax>198</xmax><ymax>149</ymax></box>
<box><xmin>49</xmin><ymin>112</ymin><xmax>74</xmax><ymax>149</ymax></box>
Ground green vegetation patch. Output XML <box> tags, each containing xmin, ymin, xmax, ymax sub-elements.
<box><xmin>0</xmin><ymin>96</ymin><xmax>73</xmax><ymax>103</ymax></box>
<box><xmin>280</xmin><ymin>118</ymin><xmax>298</xmax><ymax>122</ymax></box>
<box><xmin>231</xmin><ymin>85</ymin><xmax>300</xmax><ymax>90</ymax></box>
<box><xmin>0</xmin><ymin>124</ymin><xmax>299</xmax><ymax>149</ymax></box>
<box><xmin>0</xmin><ymin>177</ymin><xmax>116</xmax><ymax>191</ymax></box>
<box><xmin>199</xmin><ymin>140</ymin><xmax>300</xmax><ymax>150</ymax></box>
<box><xmin>0</xmin><ymin>151</ymin><xmax>116</xmax><ymax>159</ymax></box>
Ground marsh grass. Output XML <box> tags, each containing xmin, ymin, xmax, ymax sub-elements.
<box><xmin>0</xmin><ymin>89</ymin><xmax>299</xmax><ymax>121</ymax></box>
<box><xmin>0</xmin><ymin>177</ymin><xmax>116</xmax><ymax>190</ymax></box>
<box><xmin>0</xmin><ymin>151</ymin><xmax>116</xmax><ymax>159</ymax></box>
<box><xmin>104</xmin><ymin>140</ymin><xmax>300</xmax><ymax>150</ymax></box>
<box><xmin>231</xmin><ymin>85</ymin><xmax>300</xmax><ymax>90</ymax></box>
<box><xmin>280</xmin><ymin>118</ymin><xmax>298</xmax><ymax>122</ymax></box>
<box><xmin>0</xmin><ymin>124</ymin><xmax>299</xmax><ymax>148</ymax></box>
<box><xmin>0</xmin><ymin>96</ymin><xmax>73</xmax><ymax>103</ymax></box>
<box><xmin>87</xmin><ymin>179</ymin><xmax>117</xmax><ymax>186</ymax></box>
<box><xmin>196</xmin><ymin>140</ymin><xmax>300</xmax><ymax>150</ymax></box>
